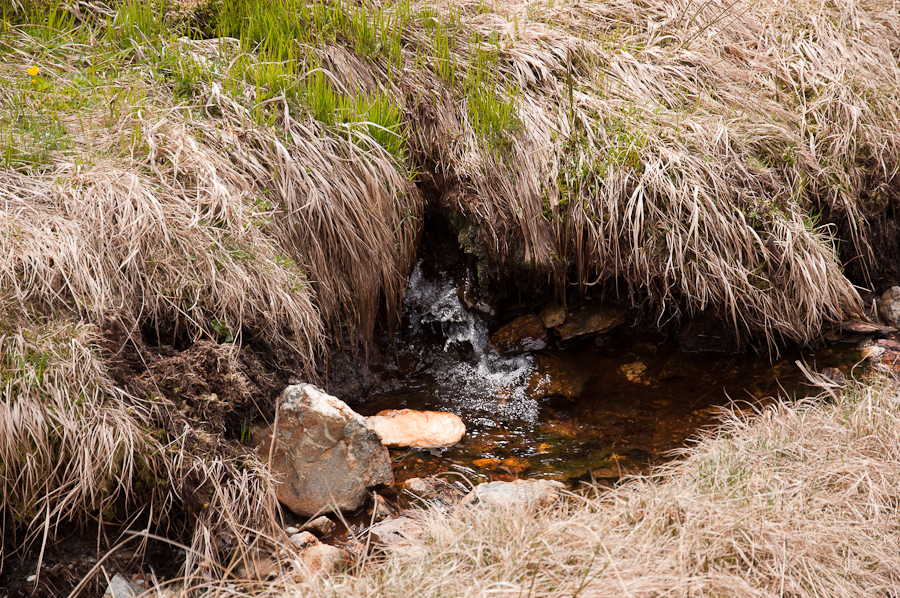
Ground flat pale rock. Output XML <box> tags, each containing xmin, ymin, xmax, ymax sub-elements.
<box><xmin>369</xmin><ymin>517</ymin><xmax>427</xmax><ymax>557</ymax></box>
<box><xmin>556</xmin><ymin>304</ymin><xmax>626</xmax><ymax>341</ymax></box>
<box><xmin>366</xmin><ymin>409</ymin><xmax>465</xmax><ymax>448</ymax></box>
<box><xmin>252</xmin><ymin>384</ymin><xmax>392</xmax><ymax>517</ymax></box>
<box><xmin>460</xmin><ymin>479</ymin><xmax>566</xmax><ymax>510</ymax></box>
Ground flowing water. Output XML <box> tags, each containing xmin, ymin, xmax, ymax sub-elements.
<box><xmin>347</xmin><ymin>261</ymin><xmax>860</xmax><ymax>485</ymax></box>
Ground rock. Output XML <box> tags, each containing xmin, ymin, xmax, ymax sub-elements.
<box><xmin>401</xmin><ymin>476</ymin><xmax>468</xmax><ymax>509</ymax></box>
<box><xmin>365</xmin><ymin>409</ymin><xmax>465</xmax><ymax>448</ymax></box>
<box><xmin>528</xmin><ymin>352</ymin><xmax>591</xmax><ymax>398</ymax></box>
<box><xmin>285</xmin><ymin>526</ymin><xmax>300</xmax><ymax>535</ymax></box>
<box><xmin>102</xmin><ymin>573</ymin><xmax>140</xmax><ymax>598</ymax></box>
<box><xmin>300</xmin><ymin>515</ymin><xmax>336</xmax><ymax>538</ymax></box>
<box><xmin>252</xmin><ymin>384</ymin><xmax>393</xmax><ymax>517</ymax></box>
<box><xmin>820</xmin><ymin>367</ymin><xmax>846</xmax><ymax>386</ymax></box>
<box><xmin>539</xmin><ymin>301</ymin><xmax>567</xmax><ymax>328</ymax></box>
<box><xmin>555</xmin><ymin>304</ymin><xmax>626</xmax><ymax>341</ymax></box>
<box><xmin>880</xmin><ymin>287</ymin><xmax>900</xmax><ymax>327</ymax></box>
<box><xmin>289</xmin><ymin>531</ymin><xmax>318</xmax><ymax>550</ymax></box>
<box><xmin>490</xmin><ymin>314</ymin><xmax>548</xmax><ymax>354</ymax></box>
<box><xmin>299</xmin><ymin>544</ymin><xmax>349</xmax><ymax>576</ymax></box>
<box><xmin>841</xmin><ymin>319</ymin><xmax>896</xmax><ymax>335</ymax></box>
<box><xmin>367</xmin><ymin>493</ymin><xmax>398</xmax><ymax>523</ymax></box>
<box><xmin>459</xmin><ymin>479</ymin><xmax>566</xmax><ymax>510</ymax></box>
<box><xmin>369</xmin><ymin>517</ymin><xmax>426</xmax><ymax>556</ymax></box>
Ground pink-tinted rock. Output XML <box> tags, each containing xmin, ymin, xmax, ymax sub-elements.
<box><xmin>366</xmin><ymin>409</ymin><xmax>465</xmax><ymax>448</ymax></box>
<box><xmin>490</xmin><ymin>314</ymin><xmax>548</xmax><ymax>354</ymax></box>
<box><xmin>252</xmin><ymin>384</ymin><xmax>392</xmax><ymax>517</ymax></box>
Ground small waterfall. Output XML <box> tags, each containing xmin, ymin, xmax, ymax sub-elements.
<box><xmin>403</xmin><ymin>263</ymin><xmax>539</xmax><ymax>424</ymax></box>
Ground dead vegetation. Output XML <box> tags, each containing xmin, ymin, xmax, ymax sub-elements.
<box><xmin>1</xmin><ymin>0</ymin><xmax>899</xmax><ymax>589</ymax></box>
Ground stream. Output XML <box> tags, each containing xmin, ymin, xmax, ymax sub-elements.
<box><xmin>345</xmin><ymin>258</ymin><xmax>859</xmax><ymax>486</ymax></box>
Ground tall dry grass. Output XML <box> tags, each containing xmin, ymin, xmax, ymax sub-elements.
<box><xmin>242</xmin><ymin>374</ymin><xmax>900</xmax><ymax>598</ymax></box>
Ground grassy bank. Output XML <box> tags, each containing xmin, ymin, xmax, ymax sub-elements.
<box><xmin>1</xmin><ymin>0</ymin><xmax>899</xmax><ymax>589</ymax></box>
<box><xmin>238</xmin><ymin>373</ymin><xmax>900</xmax><ymax>597</ymax></box>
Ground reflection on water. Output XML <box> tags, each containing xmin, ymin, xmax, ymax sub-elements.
<box><xmin>347</xmin><ymin>263</ymin><xmax>859</xmax><ymax>485</ymax></box>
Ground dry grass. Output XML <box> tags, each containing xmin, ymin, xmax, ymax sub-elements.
<box><xmin>238</xmin><ymin>373</ymin><xmax>900</xmax><ymax>598</ymax></box>
<box><xmin>1</xmin><ymin>0</ymin><xmax>899</xmax><ymax>588</ymax></box>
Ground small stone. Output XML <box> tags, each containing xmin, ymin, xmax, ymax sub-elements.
<box><xmin>367</xmin><ymin>493</ymin><xmax>397</xmax><ymax>523</ymax></box>
<box><xmin>880</xmin><ymin>287</ymin><xmax>900</xmax><ymax>327</ymax></box>
<box><xmin>300</xmin><ymin>515</ymin><xmax>336</xmax><ymax>538</ymax></box>
<box><xmin>820</xmin><ymin>367</ymin><xmax>846</xmax><ymax>386</ymax></box>
<box><xmin>402</xmin><ymin>477</ymin><xmax>437</xmax><ymax>496</ymax></box>
<box><xmin>289</xmin><ymin>531</ymin><xmax>318</xmax><ymax>550</ymax></box>
<box><xmin>401</xmin><ymin>476</ymin><xmax>468</xmax><ymax>509</ymax></box>
<box><xmin>555</xmin><ymin>304</ymin><xmax>626</xmax><ymax>341</ymax></box>
<box><xmin>460</xmin><ymin>479</ymin><xmax>566</xmax><ymax>510</ymax></box>
<box><xmin>285</xmin><ymin>526</ymin><xmax>299</xmax><ymax>535</ymax></box>
<box><xmin>490</xmin><ymin>314</ymin><xmax>548</xmax><ymax>354</ymax></box>
<box><xmin>102</xmin><ymin>573</ymin><xmax>140</xmax><ymax>598</ymax></box>
<box><xmin>539</xmin><ymin>302</ymin><xmax>567</xmax><ymax>328</ymax></box>
<box><xmin>299</xmin><ymin>544</ymin><xmax>349</xmax><ymax>576</ymax></box>
<box><xmin>366</xmin><ymin>409</ymin><xmax>465</xmax><ymax>448</ymax></box>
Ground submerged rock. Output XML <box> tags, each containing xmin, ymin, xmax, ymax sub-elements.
<box><xmin>252</xmin><ymin>384</ymin><xmax>392</xmax><ymax>517</ymax></box>
<box><xmin>879</xmin><ymin>287</ymin><xmax>900</xmax><ymax>327</ymax></box>
<box><xmin>555</xmin><ymin>304</ymin><xmax>626</xmax><ymax>341</ymax></box>
<box><xmin>366</xmin><ymin>409</ymin><xmax>466</xmax><ymax>448</ymax></box>
<box><xmin>490</xmin><ymin>314</ymin><xmax>548</xmax><ymax>354</ymax></box>
<box><xmin>459</xmin><ymin>479</ymin><xmax>566</xmax><ymax>510</ymax></box>
<box><xmin>528</xmin><ymin>352</ymin><xmax>591</xmax><ymax>398</ymax></box>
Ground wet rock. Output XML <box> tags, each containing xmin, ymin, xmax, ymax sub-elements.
<box><xmin>820</xmin><ymin>367</ymin><xmax>846</xmax><ymax>386</ymax></box>
<box><xmin>862</xmin><ymin>338</ymin><xmax>900</xmax><ymax>375</ymax></box>
<box><xmin>365</xmin><ymin>409</ymin><xmax>465</xmax><ymax>448</ymax></box>
<box><xmin>369</xmin><ymin>517</ymin><xmax>426</xmax><ymax>557</ymax></box>
<box><xmin>490</xmin><ymin>314</ymin><xmax>548</xmax><ymax>354</ymax></box>
<box><xmin>619</xmin><ymin>360</ymin><xmax>651</xmax><ymax>385</ymax></box>
<box><xmin>289</xmin><ymin>531</ymin><xmax>318</xmax><ymax>550</ymax></box>
<box><xmin>103</xmin><ymin>573</ymin><xmax>140</xmax><ymax>598</ymax></box>
<box><xmin>300</xmin><ymin>515</ymin><xmax>336</xmax><ymax>538</ymax></box>
<box><xmin>841</xmin><ymin>319</ymin><xmax>896</xmax><ymax>335</ymax></box>
<box><xmin>459</xmin><ymin>479</ymin><xmax>566</xmax><ymax>510</ymax></box>
<box><xmin>539</xmin><ymin>301</ymin><xmax>567</xmax><ymax>328</ymax></box>
<box><xmin>252</xmin><ymin>384</ymin><xmax>393</xmax><ymax>517</ymax></box>
<box><xmin>555</xmin><ymin>304</ymin><xmax>626</xmax><ymax>341</ymax></box>
<box><xmin>528</xmin><ymin>352</ymin><xmax>591</xmax><ymax>398</ymax></box>
<box><xmin>880</xmin><ymin>287</ymin><xmax>900</xmax><ymax>327</ymax></box>
<box><xmin>299</xmin><ymin>544</ymin><xmax>349</xmax><ymax>576</ymax></box>
<box><xmin>402</xmin><ymin>476</ymin><xmax>468</xmax><ymax>509</ymax></box>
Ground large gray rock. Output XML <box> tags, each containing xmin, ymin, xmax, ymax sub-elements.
<box><xmin>252</xmin><ymin>384</ymin><xmax>393</xmax><ymax>517</ymax></box>
<box><xmin>880</xmin><ymin>286</ymin><xmax>900</xmax><ymax>327</ymax></box>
